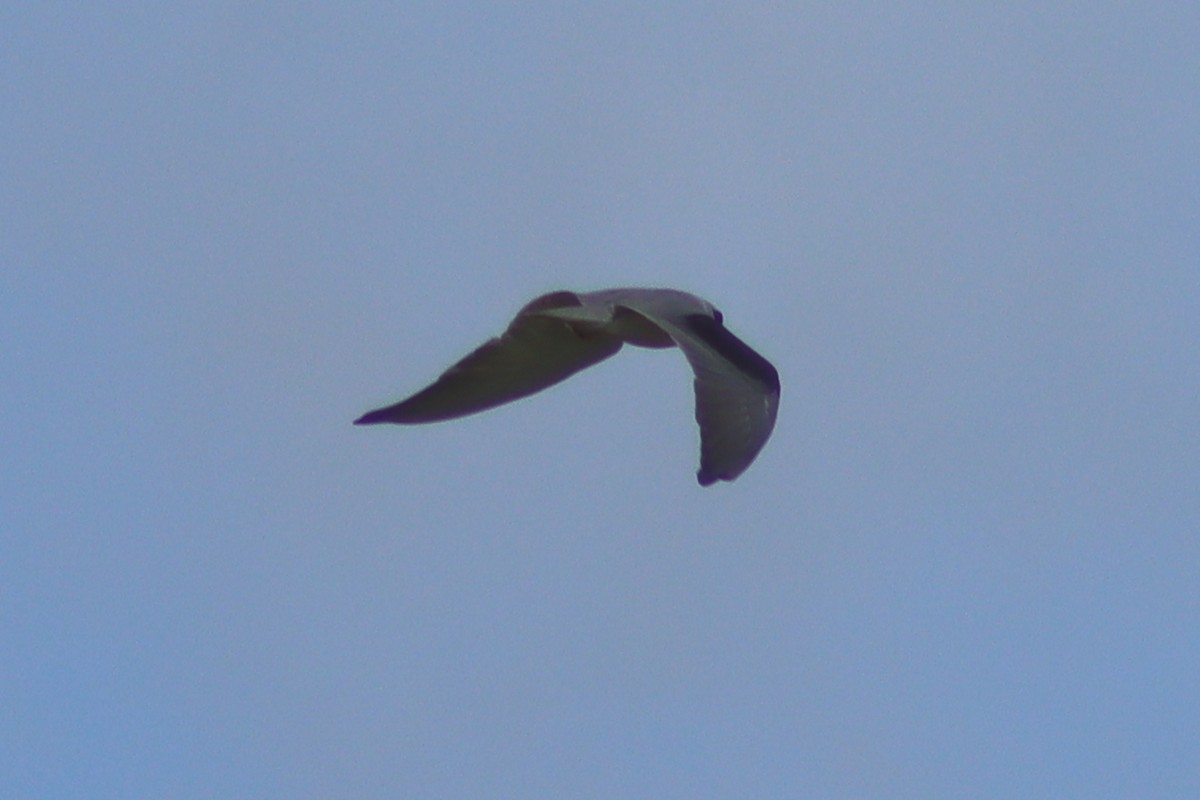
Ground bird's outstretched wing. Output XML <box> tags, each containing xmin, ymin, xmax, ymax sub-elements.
<box><xmin>354</xmin><ymin>294</ymin><xmax>622</xmax><ymax>425</ymax></box>
<box><xmin>616</xmin><ymin>304</ymin><xmax>779</xmax><ymax>485</ymax></box>
<box><xmin>679</xmin><ymin>314</ymin><xmax>780</xmax><ymax>485</ymax></box>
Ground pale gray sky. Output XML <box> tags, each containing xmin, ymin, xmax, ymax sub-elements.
<box><xmin>4</xmin><ymin>4</ymin><xmax>1199</xmax><ymax>797</ymax></box>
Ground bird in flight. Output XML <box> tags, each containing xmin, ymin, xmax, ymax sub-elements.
<box><xmin>355</xmin><ymin>288</ymin><xmax>779</xmax><ymax>485</ymax></box>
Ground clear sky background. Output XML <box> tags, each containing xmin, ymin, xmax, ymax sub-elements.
<box><xmin>4</xmin><ymin>4</ymin><xmax>1198</xmax><ymax>798</ymax></box>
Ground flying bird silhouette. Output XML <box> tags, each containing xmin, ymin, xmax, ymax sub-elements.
<box><xmin>355</xmin><ymin>288</ymin><xmax>779</xmax><ymax>485</ymax></box>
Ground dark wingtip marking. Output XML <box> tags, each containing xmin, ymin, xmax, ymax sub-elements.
<box><xmin>697</xmin><ymin>469</ymin><xmax>720</xmax><ymax>486</ymax></box>
<box><xmin>683</xmin><ymin>314</ymin><xmax>780</xmax><ymax>392</ymax></box>
<box><xmin>354</xmin><ymin>408</ymin><xmax>389</xmax><ymax>425</ymax></box>
<box><xmin>354</xmin><ymin>399</ymin><xmax>429</xmax><ymax>425</ymax></box>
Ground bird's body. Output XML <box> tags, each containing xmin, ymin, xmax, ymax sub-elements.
<box><xmin>355</xmin><ymin>288</ymin><xmax>779</xmax><ymax>485</ymax></box>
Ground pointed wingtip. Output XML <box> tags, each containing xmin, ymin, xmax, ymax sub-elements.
<box><xmin>353</xmin><ymin>409</ymin><xmax>386</xmax><ymax>425</ymax></box>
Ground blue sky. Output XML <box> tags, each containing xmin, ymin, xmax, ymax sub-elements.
<box><xmin>4</xmin><ymin>4</ymin><xmax>1198</xmax><ymax>797</ymax></box>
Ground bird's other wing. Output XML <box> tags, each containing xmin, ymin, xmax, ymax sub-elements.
<box><xmin>621</xmin><ymin>304</ymin><xmax>779</xmax><ymax>485</ymax></box>
<box><xmin>354</xmin><ymin>292</ymin><xmax>623</xmax><ymax>425</ymax></box>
